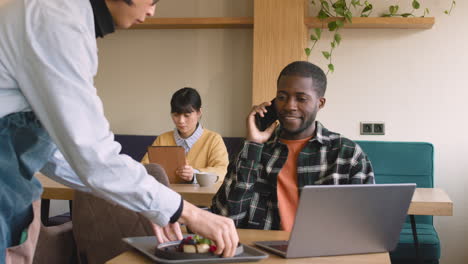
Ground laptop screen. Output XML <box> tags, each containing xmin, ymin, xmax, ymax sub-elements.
<box><xmin>255</xmin><ymin>184</ymin><xmax>415</xmax><ymax>258</ymax></box>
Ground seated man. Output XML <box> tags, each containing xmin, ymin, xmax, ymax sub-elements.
<box><xmin>212</xmin><ymin>61</ymin><xmax>375</xmax><ymax>231</ymax></box>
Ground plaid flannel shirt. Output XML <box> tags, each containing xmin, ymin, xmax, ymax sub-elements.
<box><xmin>212</xmin><ymin>121</ymin><xmax>375</xmax><ymax>230</ymax></box>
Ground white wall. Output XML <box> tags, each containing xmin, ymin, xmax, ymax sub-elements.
<box><xmin>307</xmin><ymin>2</ymin><xmax>468</xmax><ymax>264</ymax></box>
<box><xmin>54</xmin><ymin>1</ymin><xmax>468</xmax><ymax>263</ymax></box>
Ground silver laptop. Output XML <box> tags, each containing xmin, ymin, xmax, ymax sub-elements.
<box><xmin>254</xmin><ymin>184</ymin><xmax>416</xmax><ymax>258</ymax></box>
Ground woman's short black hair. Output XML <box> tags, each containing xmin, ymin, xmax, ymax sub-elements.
<box><xmin>170</xmin><ymin>87</ymin><xmax>202</xmax><ymax>114</ymax></box>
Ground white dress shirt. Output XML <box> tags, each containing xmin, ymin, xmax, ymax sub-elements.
<box><xmin>0</xmin><ymin>0</ymin><xmax>181</xmax><ymax>226</ymax></box>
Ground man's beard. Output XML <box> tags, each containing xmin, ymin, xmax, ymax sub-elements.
<box><xmin>280</xmin><ymin>117</ymin><xmax>315</xmax><ymax>137</ymax></box>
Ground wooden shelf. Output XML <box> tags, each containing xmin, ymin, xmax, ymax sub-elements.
<box><xmin>130</xmin><ymin>17</ymin><xmax>253</xmax><ymax>29</ymax></box>
<box><xmin>305</xmin><ymin>17</ymin><xmax>435</xmax><ymax>29</ymax></box>
<box><xmin>130</xmin><ymin>17</ymin><xmax>434</xmax><ymax>30</ymax></box>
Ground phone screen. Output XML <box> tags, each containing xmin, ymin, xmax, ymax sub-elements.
<box><xmin>255</xmin><ymin>99</ymin><xmax>278</xmax><ymax>131</ymax></box>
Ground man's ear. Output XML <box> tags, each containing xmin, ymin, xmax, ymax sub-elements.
<box><xmin>318</xmin><ymin>98</ymin><xmax>326</xmax><ymax>109</ymax></box>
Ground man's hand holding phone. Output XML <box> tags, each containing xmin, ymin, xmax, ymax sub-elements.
<box><xmin>247</xmin><ymin>101</ymin><xmax>279</xmax><ymax>144</ymax></box>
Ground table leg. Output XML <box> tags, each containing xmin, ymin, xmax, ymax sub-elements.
<box><xmin>410</xmin><ymin>215</ymin><xmax>423</xmax><ymax>264</ymax></box>
<box><xmin>69</xmin><ymin>200</ymin><xmax>73</xmax><ymax>218</ymax></box>
<box><xmin>41</xmin><ymin>199</ymin><xmax>50</xmax><ymax>226</ymax></box>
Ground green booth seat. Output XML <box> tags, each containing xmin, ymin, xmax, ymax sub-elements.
<box><xmin>395</xmin><ymin>223</ymin><xmax>440</xmax><ymax>263</ymax></box>
<box><xmin>355</xmin><ymin>141</ymin><xmax>440</xmax><ymax>264</ymax></box>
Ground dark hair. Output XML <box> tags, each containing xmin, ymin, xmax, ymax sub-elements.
<box><xmin>170</xmin><ymin>87</ymin><xmax>202</xmax><ymax>114</ymax></box>
<box><xmin>277</xmin><ymin>61</ymin><xmax>327</xmax><ymax>97</ymax></box>
<box><xmin>123</xmin><ymin>0</ymin><xmax>159</xmax><ymax>5</ymax></box>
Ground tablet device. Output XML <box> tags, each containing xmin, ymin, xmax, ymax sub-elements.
<box><xmin>147</xmin><ymin>146</ymin><xmax>186</xmax><ymax>184</ymax></box>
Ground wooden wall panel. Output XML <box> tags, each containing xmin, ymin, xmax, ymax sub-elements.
<box><xmin>252</xmin><ymin>0</ymin><xmax>308</xmax><ymax>105</ymax></box>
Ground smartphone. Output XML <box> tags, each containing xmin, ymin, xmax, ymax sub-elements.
<box><xmin>255</xmin><ymin>98</ymin><xmax>278</xmax><ymax>131</ymax></box>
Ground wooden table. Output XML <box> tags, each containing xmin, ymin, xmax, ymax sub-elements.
<box><xmin>36</xmin><ymin>172</ymin><xmax>220</xmax><ymax>205</ymax></box>
<box><xmin>38</xmin><ymin>173</ymin><xmax>452</xmax><ymax>263</ymax></box>
<box><xmin>36</xmin><ymin>173</ymin><xmax>454</xmax><ymax>216</ymax></box>
<box><xmin>105</xmin><ymin>229</ymin><xmax>391</xmax><ymax>264</ymax></box>
<box><xmin>408</xmin><ymin>188</ymin><xmax>453</xmax><ymax>216</ymax></box>
<box><xmin>38</xmin><ymin>173</ymin><xmax>75</xmax><ymax>200</ymax></box>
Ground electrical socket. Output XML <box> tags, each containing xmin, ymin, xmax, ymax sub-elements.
<box><xmin>360</xmin><ymin>122</ymin><xmax>373</xmax><ymax>135</ymax></box>
<box><xmin>373</xmin><ymin>123</ymin><xmax>385</xmax><ymax>135</ymax></box>
<box><xmin>360</xmin><ymin>122</ymin><xmax>385</xmax><ymax>135</ymax></box>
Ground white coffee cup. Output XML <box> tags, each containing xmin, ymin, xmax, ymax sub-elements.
<box><xmin>195</xmin><ymin>172</ymin><xmax>219</xmax><ymax>187</ymax></box>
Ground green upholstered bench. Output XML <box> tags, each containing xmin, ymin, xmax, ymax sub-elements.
<box><xmin>356</xmin><ymin>141</ymin><xmax>440</xmax><ymax>264</ymax></box>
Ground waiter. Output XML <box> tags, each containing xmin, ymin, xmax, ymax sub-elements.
<box><xmin>0</xmin><ymin>0</ymin><xmax>238</xmax><ymax>263</ymax></box>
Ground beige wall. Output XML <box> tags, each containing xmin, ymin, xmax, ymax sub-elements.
<box><xmin>96</xmin><ymin>0</ymin><xmax>253</xmax><ymax>136</ymax></box>
<box><xmin>54</xmin><ymin>1</ymin><xmax>468</xmax><ymax>263</ymax></box>
<box><xmin>306</xmin><ymin>2</ymin><xmax>468</xmax><ymax>264</ymax></box>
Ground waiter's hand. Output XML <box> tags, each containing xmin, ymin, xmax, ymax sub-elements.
<box><xmin>176</xmin><ymin>165</ymin><xmax>194</xmax><ymax>182</ymax></box>
<box><xmin>152</xmin><ymin>222</ymin><xmax>183</xmax><ymax>244</ymax></box>
<box><xmin>178</xmin><ymin>201</ymin><xmax>239</xmax><ymax>258</ymax></box>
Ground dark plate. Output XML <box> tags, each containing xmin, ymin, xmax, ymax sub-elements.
<box><xmin>122</xmin><ymin>236</ymin><xmax>269</xmax><ymax>264</ymax></box>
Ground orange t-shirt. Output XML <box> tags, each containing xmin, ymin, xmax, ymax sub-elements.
<box><xmin>277</xmin><ymin>136</ymin><xmax>313</xmax><ymax>232</ymax></box>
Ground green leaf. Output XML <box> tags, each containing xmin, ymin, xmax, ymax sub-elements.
<box><xmin>331</xmin><ymin>41</ymin><xmax>336</xmax><ymax>48</ymax></box>
<box><xmin>412</xmin><ymin>0</ymin><xmax>420</xmax><ymax>9</ymax></box>
<box><xmin>305</xmin><ymin>48</ymin><xmax>311</xmax><ymax>57</ymax></box>
<box><xmin>315</xmin><ymin>28</ymin><xmax>322</xmax><ymax>39</ymax></box>
<box><xmin>389</xmin><ymin>5</ymin><xmax>399</xmax><ymax>15</ymax></box>
<box><xmin>328</xmin><ymin>21</ymin><xmax>338</xmax><ymax>31</ymax></box>
<box><xmin>332</xmin><ymin>0</ymin><xmax>345</xmax><ymax>9</ymax></box>
<box><xmin>401</xmin><ymin>13</ymin><xmax>412</xmax><ymax>17</ymax></box>
<box><xmin>321</xmin><ymin>1</ymin><xmax>330</xmax><ymax>12</ymax></box>
<box><xmin>362</xmin><ymin>4</ymin><xmax>373</xmax><ymax>13</ymax></box>
<box><xmin>328</xmin><ymin>64</ymin><xmax>335</xmax><ymax>73</ymax></box>
<box><xmin>351</xmin><ymin>0</ymin><xmax>362</xmax><ymax>8</ymax></box>
<box><xmin>345</xmin><ymin>11</ymin><xmax>353</xmax><ymax>23</ymax></box>
<box><xmin>322</xmin><ymin>51</ymin><xmax>331</xmax><ymax>59</ymax></box>
<box><xmin>199</xmin><ymin>238</ymin><xmax>211</xmax><ymax>245</ymax></box>
<box><xmin>335</xmin><ymin>7</ymin><xmax>345</xmax><ymax>16</ymax></box>
<box><xmin>318</xmin><ymin>10</ymin><xmax>330</xmax><ymax>20</ymax></box>
<box><xmin>310</xmin><ymin>34</ymin><xmax>318</xmax><ymax>41</ymax></box>
<box><xmin>334</xmin><ymin>33</ymin><xmax>342</xmax><ymax>45</ymax></box>
<box><xmin>336</xmin><ymin>20</ymin><xmax>344</xmax><ymax>28</ymax></box>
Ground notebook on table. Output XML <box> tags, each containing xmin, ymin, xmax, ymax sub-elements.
<box><xmin>254</xmin><ymin>184</ymin><xmax>416</xmax><ymax>258</ymax></box>
<box><xmin>147</xmin><ymin>146</ymin><xmax>186</xmax><ymax>184</ymax></box>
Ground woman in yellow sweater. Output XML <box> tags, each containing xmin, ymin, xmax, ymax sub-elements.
<box><xmin>142</xmin><ymin>87</ymin><xmax>229</xmax><ymax>184</ymax></box>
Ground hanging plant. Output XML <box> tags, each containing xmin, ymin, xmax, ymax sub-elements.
<box><xmin>445</xmin><ymin>1</ymin><xmax>456</xmax><ymax>15</ymax></box>
<box><xmin>381</xmin><ymin>0</ymin><xmax>429</xmax><ymax>17</ymax></box>
<box><xmin>306</xmin><ymin>0</ymin><xmax>456</xmax><ymax>74</ymax></box>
